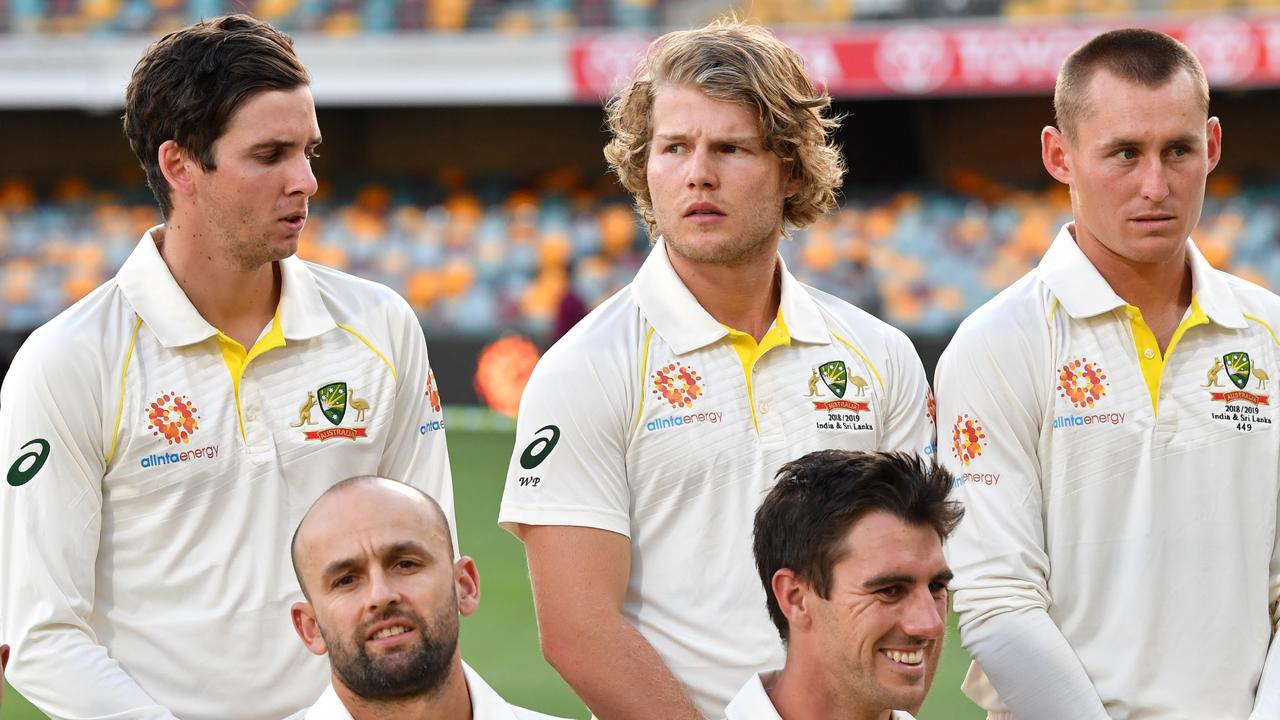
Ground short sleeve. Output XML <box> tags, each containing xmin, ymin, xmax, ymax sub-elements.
<box><xmin>498</xmin><ymin>342</ymin><xmax>633</xmax><ymax>539</ymax></box>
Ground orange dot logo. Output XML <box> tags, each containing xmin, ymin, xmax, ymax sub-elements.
<box><xmin>652</xmin><ymin>362</ymin><xmax>703</xmax><ymax>409</ymax></box>
<box><xmin>426</xmin><ymin>368</ymin><xmax>442</xmax><ymax>414</ymax></box>
<box><xmin>951</xmin><ymin>413</ymin><xmax>986</xmax><ymax>466</ymax></box>
<box><xmin>1058</xmin><ymin>358</ymin><xmax>1108</xmax><ymax>409</ymax></box>
<box><xmin>926</xmin><ymin>388</ymin><xmax>937</xmax><ymax>426</ymax></box>
<box><xmin>147</xmin><ymin>392</ymin><xmax>200</xmax><ymax>445</ymax></box>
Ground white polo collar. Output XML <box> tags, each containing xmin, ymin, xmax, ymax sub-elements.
<box><xmin>724</xmin><ymin>670</ymin><xmax>916</xmax><ymax>720</ymax></box>
<box><xmin>115</xmin><ymin>225</ymin><xmax>337</xmax><ymax>348</ymax></box>
<box><xmin>631</xmin><ymin>237</ymin><xmax>830</xmax><ymax>355</ymax></box>
<box><xmin>1036</xmin><ymin>223</ymin><xmax>1246</xmax><ymax>329</ymax></box>
<box><xmin>724</xmin><ymin>670</ymin><xmax>784</xmax><ymax>719</ymax></box>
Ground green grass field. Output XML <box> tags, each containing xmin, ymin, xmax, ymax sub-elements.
<box><xmin>2</xmin><ymin>429</ymin><xmax>983</xmax><ymax>719</ymax></box>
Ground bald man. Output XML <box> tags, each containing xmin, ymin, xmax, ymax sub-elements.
<box><xmin>289</xmin><ymin>477</ymin><xmax>566</xmax><ymax>720</ymax></box>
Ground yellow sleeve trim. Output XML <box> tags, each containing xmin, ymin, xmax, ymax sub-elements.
<box><xmin>832</xmin><ymin>332</ymin><xmax>885</xmax><ymax>390</ymax></box>
<box><xmin>633</xmin><ymin>327</ymin><xmax>657</xmax><ymax>434</ymax></box>
<box><xmin>337</xmin><ymin>323</ymin><xmax>397</xmax><ymax>382</ymax></box>
<box><xmin>105</xmin><ymin>316</ymin><xmax>144</xmax><ymax>466</ymax></box>
<box><xmin>1244</xmin><ymin>313</ymin><xmax>1280</xmax><ymax>348</ymax></box>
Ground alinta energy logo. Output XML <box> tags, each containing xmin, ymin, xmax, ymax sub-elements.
<box><xmin>1057</xmin><ymin>358</ymin><xmax>1108</xmax><ymax>409</ymax></box>
<box><xmin>1053</xmin><ymin>357</ymin><xmax>1125</xmax><ymax>429</ymax></box>
<box><xmin>652</xmin><ymin>362</ymin><xmax>703</xmax><ymax>409</ymax></box>
<box><xmin>951</xmin><ymin>413</ymin><xmax>986</xmax><ymax>466</ymax></box>
<box><xmin>147</xmin><ymin>392</ymin><xmax>199</xmax><ymax>445</ymax></box>
<box><xmin>141</xmin><ymin>391</ymin><xmax>218</xmax><ymax>469</ymax></box>
<box><xmin>420</xmin><ymin>368</ymin><xmax>446</xmax><ymax>437</ymax></box>
<box><xmin>426</xmin><ymin>368</ymin><xmax>442</xmax><ymax>414</ymax></box>
<box><xmin>647</xmin><ymin>362</ymin><xmax>722</xmax><ymax>432</ymax></box>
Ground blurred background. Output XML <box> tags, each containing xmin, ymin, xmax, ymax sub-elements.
<box><xmin>3</xmin><ymin>1</ymin><xmax>1280</xmax><ymax>717</ymax></box>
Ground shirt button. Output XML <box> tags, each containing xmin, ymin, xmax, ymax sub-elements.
<box><xmin>758</xmin><ymin>400</ymin><xmax>770</xmax><ymax>415</ymax></box>
<box><xmin>245</xmin><ymin>408</ymin><xmax>257</xmax><ymax>422</ymax></box>
<box><xmin>1143</xmin><ymin>348</ymin><xmax>1156</xmax><ymax>359</ymax></box>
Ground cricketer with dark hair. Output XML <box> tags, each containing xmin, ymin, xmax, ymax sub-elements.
<box><xmin>730</xmin><ymin>450</ymin><xmax>961</xmax><ymax>720</ymax></box>
<box><xmin>937</xmin><ymin>28</ymin><xmax>1280</xmax><ymax>717</ymax></box>
<box><xmin>0</xmin><ymin>14</ymin><xmax>452</xmax><ymax>719</ymax></box>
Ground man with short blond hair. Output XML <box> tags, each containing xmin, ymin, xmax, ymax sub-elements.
<box><xmin>937</xmin><ymin>28</ymin><xmax>1280</xmax><ymax>717</ymax></box>
<box><xmin>500</xmin><ymin>20</ymin><xmax>934</xmax><ymax>720</ymax></box>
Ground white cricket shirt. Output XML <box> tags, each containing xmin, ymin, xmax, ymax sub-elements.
<box><xmin>936</xmin><ymin>225</ymin><xmax>1280</xmax><ymax>718</ymax></box>
<box><xmin>291</xmin><ymin>662</ymin><xmax>569</xmax><ymax>720</ymax></box>
<box><xmin>723</xmin><ymin>671</ymin><xmax>916</xmax><ymax>720</ymax></box>
<box><xmin>499</xmin><ymin>239</ymin><xmax>934</xmax><ymax>718</ymax></box>
<box><xmin>0</xmin><ymin>228</ymin><xmax>454</xmax><ymax>720</ymax></box>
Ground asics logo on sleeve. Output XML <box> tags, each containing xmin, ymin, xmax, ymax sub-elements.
<box><xmin>520</xmin><ymin>425</ymin><xmax>561</xmax><ymax>470</ymax></box>
<box><xmin>7</xmin><ymin>438</ymin><xmax>50</xmax><ymax>487</ymax></box>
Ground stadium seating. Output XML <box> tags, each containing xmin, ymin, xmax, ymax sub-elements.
<box><xmin>0</xmin><ymin>0</ymin><xmax>1261</xmax><ymax>34</ymax></box>
<box><xmin>2</xmin><ymin>171</ymin><xmax>1277</xmax><ymax>338</ymax></box>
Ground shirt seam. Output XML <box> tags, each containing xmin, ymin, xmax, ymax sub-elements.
<box><xmin>105</xmin><ymin>316</ymin><xmax>144</xmax><ymax>466</ymax></box>
<box><xmin>337</xmin><ymin>323</ymin><xmax>397</xmax><ymax>383</ymax></box>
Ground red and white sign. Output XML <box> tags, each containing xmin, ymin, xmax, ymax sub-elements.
<box><xmin>570</xmin><ymin>15</ymin><xmax>1280</xmax><ymax>99</ymax></box>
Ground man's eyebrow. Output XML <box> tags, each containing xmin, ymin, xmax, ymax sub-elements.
<box><xmin>382</xmin><ymin>540</ymin><xmax>433</xmax><ymax>559</ymax></box>
<box><xmin>862</xmin><ymin>573</ymin><xmax>913</xmax><ymax>589</ymax></box>
<box><xmin>653</xmin><ymin>132</ymin><xmax>761</xmax><ymax>145</ymax></box>
<box><xmin>861</xmin><ymin>568</ymin><xmax>954</xmax><ymax>589</ymax></box>
<box><xmin>247</xmin><ymin>136</ymin><xmax>323</xmax><ymax>152</ymax></box>
<box><xmin>320</xmin><ymin>557</ymin><xmax>361</xmax><ymax>582</ymax></box>
<box><xmin>1100</xmin><ymin>133</ymin><xmax>1200</xmax><ymax>152</ymax></box>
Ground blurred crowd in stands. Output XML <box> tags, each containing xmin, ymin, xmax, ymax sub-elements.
<box><xmin>0</xmin><ymin>0</ymin><xmax>1270</xmax><ymax>35</ymax></box>
<box><xmin>2</xmin><ymin>169</ymin><xmax>1277</xmax><ymax>339</ymax></box>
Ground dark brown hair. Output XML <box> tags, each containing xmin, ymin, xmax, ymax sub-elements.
<box><xmin>122</xmin><ymin>14</ymin><xmax>310</xmax><ymax>218</ymax></box>
<box><xmin>753</xmin><ymin>450</ymin><xmax>962</xmax><ymax>641</ymax></box>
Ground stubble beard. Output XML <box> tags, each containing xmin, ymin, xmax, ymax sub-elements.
<box><xmin>323</xmin><ymin>599</ymin><xmax>459</xmax><ymax>701</ymax></box>
<box><xmin>655</xmin><ymin>193</ymin><xmax>785</xmax><ymax>269</ymax></box>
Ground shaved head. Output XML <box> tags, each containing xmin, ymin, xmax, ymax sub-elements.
<box><xmin>291</xmin><ymin>476</ymin><xmax>452</xmax><ymax>599</ymax></box>
<box><xmin>288</xmin><ymin>476</ymin><xmax>474</xmax><ymax>703</ymax></box>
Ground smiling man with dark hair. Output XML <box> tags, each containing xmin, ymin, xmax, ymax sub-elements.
<box><xmin>733</xmin><ymin>450</ymin><xmax>961</xmax><ymax>720</ymax></box>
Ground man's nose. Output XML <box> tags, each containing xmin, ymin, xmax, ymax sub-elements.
<box><xmin>684</xmin><ymin>145</ymin><xmax>718</xmax><ymax>189</ymax></box>
<box><xmin>901</xmin><ymin>588</ymin><xmax>946</xmax><ymax>640</ymax></box>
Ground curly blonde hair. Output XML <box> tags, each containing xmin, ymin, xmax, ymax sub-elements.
<box><xmin>604</xmin><ymin>20</ymin><xmax>845</xmax><ymax>240</ymax></box>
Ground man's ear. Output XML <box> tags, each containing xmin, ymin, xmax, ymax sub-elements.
<box><xmin>158</xmin><ymin>140</ymin><xmax>199</xmax><ymax>201</ymax></box>
<box><xmin>291</xmin><ymin>601</ymin><xmax>328</xmax><ymax>656</ymax></box>
<box><xmin>772</xmin><ymin>568</ymin><xmax>812</xmax><ymax>633</ymax></box>
<box><xmin>1041</xmin><ymin>126</ymin><xmax>1073</xmax><ymax>186</ymax></box>
<box><xmin>455</xmin><ymin>556</ymin><xmax>480</xmax><ymax>617</ymax></box>
<box><xmin>1206</xmin><ymin>116</ymin><xmax>1222</xmax><ymax>174</ymax></box>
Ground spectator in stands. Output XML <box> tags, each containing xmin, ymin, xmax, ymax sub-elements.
<box><xmin>733</xmin><ymin>450</ymin><xmax>961</xmax><ymax>720</ymax></box>
<box><xmin>937</xmin><ymin>28</ymin><xmax>1280</xmax><ymax>718</ymax></box>
<box><xmin>288</xmin><ymin>476</ymin><xmax>566</xmax><ymax>720</ymax></box>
